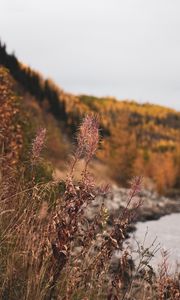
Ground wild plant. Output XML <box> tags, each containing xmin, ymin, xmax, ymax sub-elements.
<box><xmin>1</xmin><ymin>114</ymin><xmax>179</xmax><ymax>300</ymax></box>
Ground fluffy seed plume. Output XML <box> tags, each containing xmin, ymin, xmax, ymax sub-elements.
<box><xmin>69</xmin><ymin>114</ymin><xmax>99</xmax><ymax>177</ymax></box>
<box><xmin>77</xmin><ymin>114</ymin><xmax>99</xmax><ymax>161</ymax></box>
<box><xmin>31</xmin><ymin>128</ymin><xmax>46</xmax><ymax>164</ymax></box>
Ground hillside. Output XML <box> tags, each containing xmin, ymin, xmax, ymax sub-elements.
<box><xmin>0</xmin><ymin>42</ymin><xmax>180</xmax><ymax>300</ymax></box>
<box><xmin>0</xmin><ymin>41</ymin><xmax>180</xmax><ymax>194</ymax></box>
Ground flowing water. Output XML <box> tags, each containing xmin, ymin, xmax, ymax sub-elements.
<box><xmin>129</xmin><ymin>213</ymin><xmax>180</xmax><ymax>272</ymax></box>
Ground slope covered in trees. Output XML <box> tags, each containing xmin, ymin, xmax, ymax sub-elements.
<box><xmin>0</xmin><ymin>41</ymin><xmax>180</xmax><ymax>193</ymax></box>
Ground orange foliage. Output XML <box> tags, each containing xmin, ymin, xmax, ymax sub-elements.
<box><xmin>0</xmin><ymin>67</ymin><xmax>23</xmax><ymax>169</ymax></box>
<box><xmin>99</xmin><ymin>111</ymin><xmax>137</xmax><ymax>186</ymax></box>
<box><xmin>147</xmin><ymin>152</ymin><xmax>177</xmax><ymax>193</ymax></box>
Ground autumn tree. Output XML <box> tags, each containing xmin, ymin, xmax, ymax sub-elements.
<box><xmin>100</xmin><ymin>110</ymin><xmax>137</xmax><ymax>186</ymax></box>
<box><xmin>147</xmin><ymin>152</ymin><xmax>177</xmax><ymax>193</ymax></box>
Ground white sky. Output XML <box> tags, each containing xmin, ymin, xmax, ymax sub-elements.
<box><xmin>0</xmin><ymin>0</ymin><xmax>180</xmax><ymax>110</ymax></box>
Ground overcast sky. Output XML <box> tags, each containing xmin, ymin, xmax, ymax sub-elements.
<box><xmin>0</xmin><ymin>0</ymin><xmax>180</xmax><ymax>110</ymax></box>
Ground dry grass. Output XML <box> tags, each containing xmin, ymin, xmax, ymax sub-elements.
<box><xmin>0</xmin><ymin>114</ymin><xmax>179</xmax><ymax>300</ymax></box>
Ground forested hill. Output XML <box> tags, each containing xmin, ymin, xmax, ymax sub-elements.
<box><xmin>0</xmin><ymin>41</ymin><xmax>180</xmax><ymax>193</ymax></box>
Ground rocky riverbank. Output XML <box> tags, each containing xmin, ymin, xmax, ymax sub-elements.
<box><xmin>86</xmin><ymin>185</ymin><xmax>180</xmax><ymax>226</ymax></box>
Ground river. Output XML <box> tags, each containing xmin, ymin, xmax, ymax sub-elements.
<box><xmin>128</xmin><ymin>213</ymin><xmax>180</xmax><ymax>272</ymax></box>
